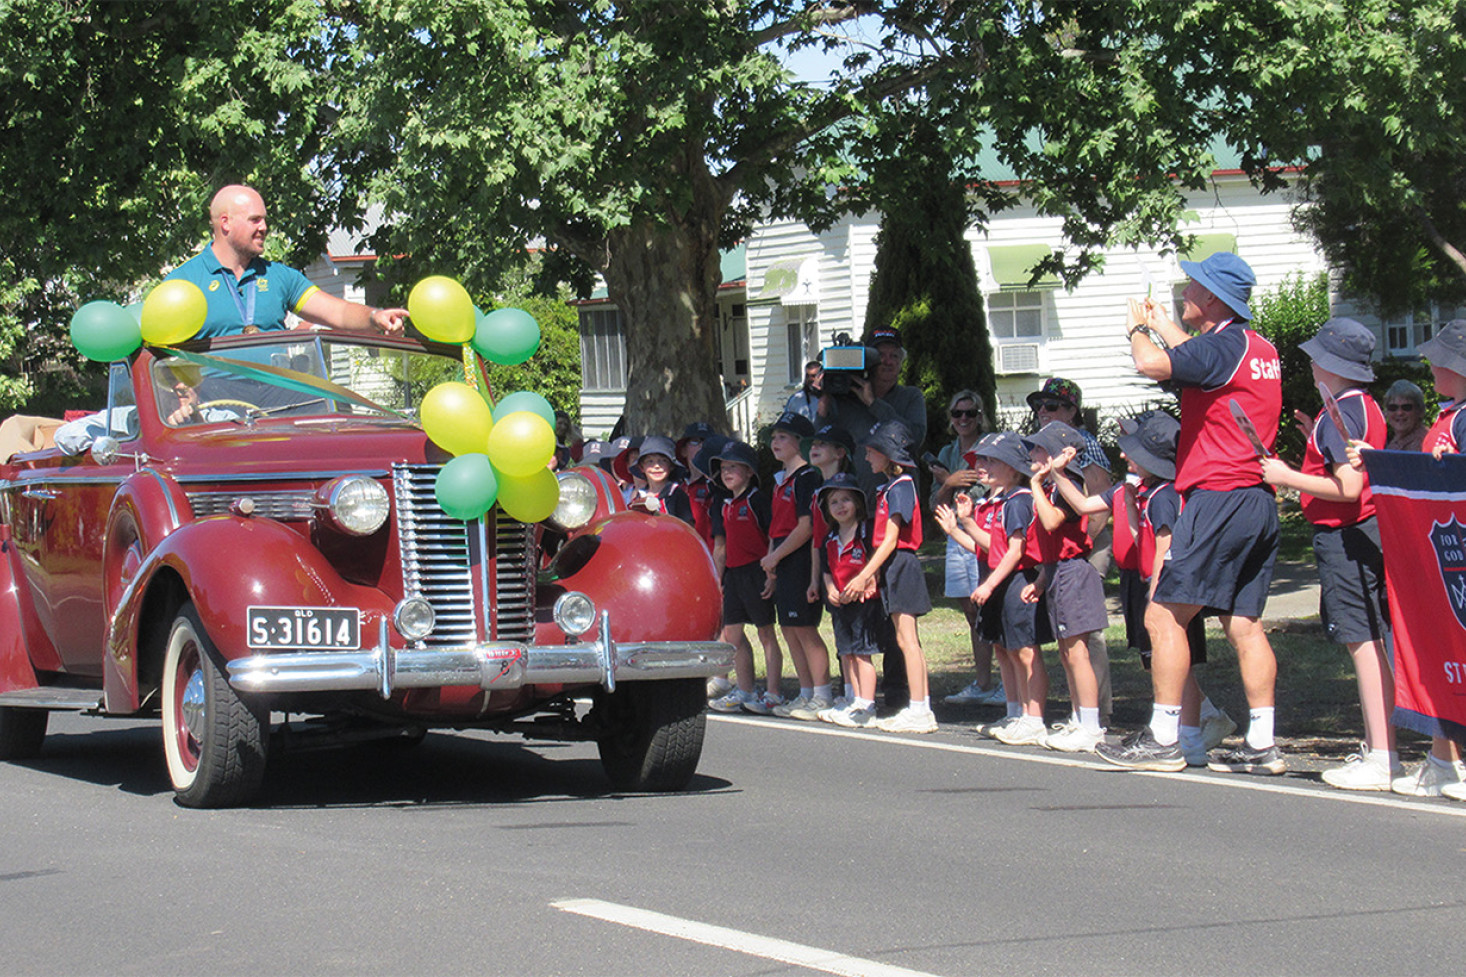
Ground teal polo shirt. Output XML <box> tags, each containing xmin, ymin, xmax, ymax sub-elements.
<box><xmin>164</xmin><ymin>248</ymin><xmax>320</xmax><ymax>338</ymax></box>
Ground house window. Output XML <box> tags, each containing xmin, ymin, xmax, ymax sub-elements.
<box><xmin>579</xmin><ymin>307</ymin><xmax>627</xmax><ymax>391</ymax></box>
<box><xmin>988</xmin><ymin>290</ymin><xmax>1045</xmax><ymax>340</ymax></box>
<box><xmin>785</xmin><ymin>307</ymin><xmax>819</xmax><ymax>384</ymax></box>
<box><xmin>1383</xmin><ymin>310</ymin><xmax>1436</xmax><ymax>356</ymax></box>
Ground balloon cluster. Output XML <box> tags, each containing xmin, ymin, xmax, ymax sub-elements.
<box><xmin>69</xmin><ymin>280</ymin><xmax>208</xmax><ymax>362</ymax></box>
<box><xmin>68</xmin><ymin>272</ymin><xmax>555</xmax><ymax>525</ymax></box>
<box><xmin>405</xmin><ymin>277</ymin><xmax>554</xmax><ymax>524</ymax></box>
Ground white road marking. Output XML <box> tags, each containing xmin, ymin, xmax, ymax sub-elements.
<box><xmin>552</xmin><ymin>898</ymin><xmax>943</xmax><ymax>977</ymax></box>
<box><xmin>708</xmin><ymin>713</ymin><xmax>1466</xmax><ymax>820</ymax></box>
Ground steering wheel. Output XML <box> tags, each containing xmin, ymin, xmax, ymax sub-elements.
<box><xmin>195</xmin><ymin>398</ymin><xmax>261</xmax><ymax>413</ymax></box>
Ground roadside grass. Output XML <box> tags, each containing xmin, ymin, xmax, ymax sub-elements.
<box><xmin>743</xmin><ymin>509</ymin><xmax>1431</xmax><ymax>761</ymax></box>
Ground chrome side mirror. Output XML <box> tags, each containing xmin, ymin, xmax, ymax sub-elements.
<box><xmin>91</xmin><ymin>436</ymin><xmax>121</xmax><ymax>466</ymax></box>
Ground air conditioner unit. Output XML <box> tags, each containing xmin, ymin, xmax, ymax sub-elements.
<box><xmin>995</xmin><ymin>343</ymin><xmax>1041</xmax><ymax>374</ymax></box>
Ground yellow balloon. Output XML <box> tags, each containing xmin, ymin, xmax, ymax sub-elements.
<box><xmin>407</xmin><ymin>276</ymin><xmax>475</xmax><ymax>343</ymax></box>
<box><xmin>486</xmin><ymin>410</ymin><xmax>556</xmax><ymax>477</ymax></box>
<box><xmin>420</xmin><ymin>382</ymin><xmax>493</xmax><ymax>456</ymax></box>
<box><xmin>495</xmin><ymin>468</ymin><xmax>561</xmax><ymax>524</ymax></box>
<box><xmin>140</xmin><ymin>280</ymin><xmax>208</xmax><ymax>344</ymax></box>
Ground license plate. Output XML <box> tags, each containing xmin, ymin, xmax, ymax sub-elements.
<box><xmin>247</xmin><ymin>606</ymin><xmax>360</xmax><ymax>650</ymax></box>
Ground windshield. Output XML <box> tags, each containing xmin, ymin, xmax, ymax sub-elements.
<box><xmin>151</xmin><ymin>337</ymin><xmax>461</xmax><ymax>428</ymax></box>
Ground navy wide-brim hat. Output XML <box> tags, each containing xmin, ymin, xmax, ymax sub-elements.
<box><xmin>1021</xmin><ymin>421</ymin><xmax>1088</xmax><ymax>475</ymax></box>
<box><xmin>859</xmin><ymin>419</ymin><xmax>916</xmax><ymax>468</ymax></box>
<box><xmin>1116</xmin><ymin>410</ymin><xmax>1179</xmax><ymax>481</ymax></box>
<box><xmin>710</xmin><ymin>440</ymin><xmax>760</xmax><ymax>486</ymax></box>
<box><xmin>814</xmin><ymin>471</ymin><xmax>869</xmax><ymax>521</ymax></box>
<box><xmin>1179</xmin><ymin>251</ymin><xmax>1255</xmax><ymax>321</ymax></box>
<box><xmin>972</xmin><ymin>431</ymin><xmax>1033</xmax><ymax>475</ymax></box>
<box><xmin>690</xmin><ymin>433</ymin><xmax>732</xmax><ymax>480</ymax></box>
<box><xmin>811</xmin><ymin>423</ymin><xmax>856</xmax><ymax>456</ymax></box>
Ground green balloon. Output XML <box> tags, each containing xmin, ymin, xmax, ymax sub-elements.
<box><xmin>70</xmin><ymin>300</ymin><xmax>143</xmax><ymax>362</ymax></box>
<box><xmin>434</xmin><ymin>453</ymin><xmax>500</xmax><ymax>521</ymax></box>
<box><xmin>472</xmin><ymin>307</ymin><xmax>541</xmax><ymax>365</ymax></box>
<box><xmin>493</xmin><ymin>390</ymin><xmax>556</xmax><ymax>427</ymax></box>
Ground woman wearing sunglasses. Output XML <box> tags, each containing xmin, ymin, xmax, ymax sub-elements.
<box><xmin>1383</xmin><ymin>379</ymin><xmax>1427</xmax><ymax>453</ymax></box>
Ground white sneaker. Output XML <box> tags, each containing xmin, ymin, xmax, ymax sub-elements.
<box><xmin>830</xmin><ymin>695</ymin><xmax>852</xmax><ymax>711</ymax></box>
<box><xmin>1199</xmin><ymin>710</ymin><xmax>1238</xmax><ymax>750</ymax></box>
<box><xmin>877</xmin><ymin>705</ymin><xmax>938</xmax><ymax>734</ymax></box>
<box><xmin>976</xmin><ymin>715</ymin><xmax>1018</xmax><ymax>739</ymax></box>
<box><xmin>788</xmin><ymin>696</ymin><xmax>833</xmax><ymax>721</ymax></box>
<box><xmin>992</xmin><ymin>716</ymin><xmax>1047</xmax><ymax>746</ymax></box>
<box><xmin>706</xmin><ymin>675</ymin><xmax>734</xmax><ymax>698</ymax></box>
<box><xmin>944</xmin><ymin>680</ymin><xmax>1004</xmax><ymax>705</ymax></box>
<box><xmin>1322</xmin><ymin>750</ymin><xmax>1400</xmax><ymax>791</ymax></box>
<box><xmin>772</xmin><ymin>695</ymin><xmax>809</xmax><ymax>718</ymax></box>
<box><xmin>708</xmin><ymin>690</ymin><xmax>747</xmax><ymax>713</ymax></box>
<box><xmin>741</xmin><ymin>691</ymin><xmax>784</xmax><ymax>716</ymax></box>
<box><xmin>1392</xmin><ymin>757</ymin><xmax>1466</xmax><ymax>797</ymax></box>
<box><xmin>973</xmin><ymin>682</ymin><xmax>1006</xmax><ymax>705</ymax></box>
<box><xmin>1045</xmin><ymin>724</ymin><xmax>1106</xmax><ymax>753</ymax></box>
<box><xmin>822</xmin><ymin>703</ymin><xmax>877</xmax><ymax>728</ymax></box>
<box><xmin>1441</xmin><ymin>780</ymin><xmax>1466</xmax><ymax>802</ymax></box>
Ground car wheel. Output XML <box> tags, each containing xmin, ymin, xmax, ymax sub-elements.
<box><xmin>161</xmin><ymin>602</ymin><xmax>268</xmax><ymax>808</ymax></box>
<box><xmin>595</xmin><ymin>678</ymin><xmax>706</xmax><ymax>792</ymax></box>
<box><xmin>0</xmin><ymin>707</ymin><xmax>48</xmax><ymax>760</ymax></box>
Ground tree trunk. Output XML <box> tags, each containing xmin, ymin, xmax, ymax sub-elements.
<box><xmin>602</xmin><ymin>219</ymin><xmax>730</xmax><ymax>436</ymax></box>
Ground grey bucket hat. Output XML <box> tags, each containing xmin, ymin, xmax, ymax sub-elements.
<box><xmin>1300</xmin><ymin>317</ymin><xmax>1376</xmax><ymax>383</ymax></box>
<box><xmin>1116</xmin><ymin>410</ymin><xmax>1180</xmax><ymax>480</ymax></box>
<box><xmin>1420</xmin><ymin>319</ymin><xmax>1466</xmax><ymax>377</ymax></box>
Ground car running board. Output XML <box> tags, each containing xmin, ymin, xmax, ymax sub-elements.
<box><xmin>0</xmin><ymin>687</ymin><xmax>104</xmax><ymax>710</ymax></box>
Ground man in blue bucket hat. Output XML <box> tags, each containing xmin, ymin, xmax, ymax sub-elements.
<box><xmin>1101</xmin><ymin>251</ymin><xmax>1285</xmax><ymax>776</ymax></box>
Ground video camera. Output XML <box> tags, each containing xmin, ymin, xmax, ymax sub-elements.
<box><xmin>819</xmin><ymin>332</ymin><xmax>877</xmax><ymax>397</ymax></box>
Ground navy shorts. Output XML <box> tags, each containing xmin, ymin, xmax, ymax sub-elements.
<box><xmin>1153</xmin><ymin>486</ymin><xmax>1278</xmax><ymax>618</ymax></box>
<box><xmin>1044</xmin><ymin>557</ymin><xmax>1108</xmax><ymax>640</ymax></box>
<box><xmin>1121</xmin><ymin>568</ymin><xmax>1208</xmax><ymax>665</ymax></box>
<box><xmin>830</xmin><ymin>598</ymin><xmax>884</xmax><ymax>658</ymax></box>
<box><xmin>982</xmin><ymin>568</ymin><xmax>1052</xmax><ymax>650</ymax></box>
<box><xmin>722</xmin><ymin>562</ymin><xmax>774</xmax><ymax>627</ymax></box>
<box><xmin>1313</xmin><ymin>517</ymin><xmax>1389</xmax><ymax>644</ymax></box>
<box><xmin>880</xmin><ymin>548</ymin><xmax>932</xmax><ymax>617</ymax></box>
<box><xmin>773</xmin><ymin>544</ymin><xmax>823</xmax><ymax>627</ymax></box>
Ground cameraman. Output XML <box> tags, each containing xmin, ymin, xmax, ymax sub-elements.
<box><xmin>818</xmin><ymin>327</ymin><xmax>928</xmax><ymax>498</ymax></box>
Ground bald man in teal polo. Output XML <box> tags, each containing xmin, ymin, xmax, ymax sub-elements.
<box><xmin>165</xmin><ymin>185</ymin><xmax>407</xmax><ymax>338</ymax></box>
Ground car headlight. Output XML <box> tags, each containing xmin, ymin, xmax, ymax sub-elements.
<box><xmin>553</xmin><ymin>592</ymin><xmax>597</xmax><ymax>637</ymax></box>
<box><xmin>393</xmin><ymin>597</ymin><xmax>436</xmax><ymax>641</ymax></box>
<box><xmin>318</xmin><ymin>475</ymin><xmax>390</xmax><ymax>535</ymax></box>
<box><xmin>548</xmin><ymin>471</ymin><xmax>599</xmax><ymax>531</ymax></box>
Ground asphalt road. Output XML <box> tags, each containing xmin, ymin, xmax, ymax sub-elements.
<box><xmin>2</xmin><ymin>710</ymin><xmax>1463</xmax><ymax>977</ymax></box>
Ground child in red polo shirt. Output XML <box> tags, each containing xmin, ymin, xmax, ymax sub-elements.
<box><xmin>814</xmin><ymin>473</ymin><xmax>883</xmax><ymax>728</ymax></box>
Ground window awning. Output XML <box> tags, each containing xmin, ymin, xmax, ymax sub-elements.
<box><xmin>1180</xmin><ymin>233</ymin><xmax>1236</xmax><ymax>263</ymax></box>
<box><xmin>753</xmin><ymin>256</ymin><xmax>818</xmax><ymax>306</ymax></box>
<box><xmin>987</xmin><ymin>245</ymin><xmax>1060</xmax><ymax>290</ymax></box>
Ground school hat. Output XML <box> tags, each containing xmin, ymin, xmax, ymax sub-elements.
<box><xmin>1419</xmin><ymin>319</ymin><xmax>1466</xmax><ymax>377</ymax></box>
<box><xmin>710</xmin><ymin>440</ymin><xmax>760</xmax><ymax>486</ymax></box>
<box><xmin>1300</xmin><ymin>317</ymin><xmax>1376</xmax><ymax>383</ymax></box>
<box><xmin>814</xmin><ymin>471</ymin><xmax>869</xmax><ymax>521</ymax></box>
<box><xmin>1026</xmin><ymin>377</ymin><xmax>1083</xmax><ymax>412</ymax></box>
<box><xmin>963</xmin><ymin>432</ymin><xmax>1003</xmax><ymax>470</ymax></box>
<box><xmin>578</xmin><ymin>440</ymin><xmax>608</xmax><ymax>468</ymax></box>
<box><xmin>611</xmin><ymin>434</ymin><xmax>645</xmax><ymax>484</ymax></box>
<box><xmin>676</xmin><ymin>421</ymin><xmax>716</xmax><ymax>460</ymax></box>
<box><xmin>1178</xmin><ymin>251</ymin><xmax>1255</xmax><ymax>321</ymax></box>
<box><xmin>859</xmin><ymin>419</ymin><xmax>916</xmax><ymax>468</ymax></box>
<box><xmin>689</xmin><ymin>433</ymin><xmax>731</xmax><ymax>479</ymax></box>
<box><xmin>635</xmin><ymin>436</ymin><xmax>686</xmax><ymax>479</ymax></box>
<box><xmin>597</xmin><ymin>435</ymin><xmax>634</xmax><ymax>477</ymax></box>
<box><xmin>770</xmin><ymin>411</ymin><xmax>815</xmax><ymax>439</ymax></box>
<box><xmin>1022</xmin><ymin>421</ymin><xmax>1089</xmax><ymax>470</ymax></box>
<box><xmin>972</xmin><ymin>431</ymin><xmax>1032</xmax><ymax>475</ymax></box>
<box><xmin>1116</xmin><ymin>410</ymin><xmax>1180</xmax><ymax>481</ymax></box>
<box><xmin>811</xmin><ymin>423</ymin><xmax>855</xmax><ymax>456</ymax></box>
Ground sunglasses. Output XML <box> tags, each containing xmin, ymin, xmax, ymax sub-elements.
<box><xmin>1035</xmin><ymin>400</ymin><xmax>1070</xmax><ymax>412</ymax></box>
<box><xmin>1385</xmin><ymin>403</ymin><xmax>1418</xmax><ymax>412</ymax></box>
<box><xmin>950</xmin><ymin>409</ymin><xmax>981</xmax><ymax>419</ymax></box>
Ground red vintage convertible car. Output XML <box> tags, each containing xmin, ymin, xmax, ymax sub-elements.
<box><xmin>0</xmin><ymin>331</ymin><xmax>731</xmax><ymax>807</ymax></box>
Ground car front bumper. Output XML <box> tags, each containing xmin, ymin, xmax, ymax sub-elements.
<box><xmin>225</xmin><ymin>614</ymin><xmax>734</xmax><ymax>698</ymax></box>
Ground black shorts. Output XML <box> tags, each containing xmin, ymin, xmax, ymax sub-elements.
<box><xmin>830</xmin><ymin>598</ymin><xmax>884</xmax><ymax>658</ymax></box>
<box><xmin>722</xmin><ymin>562</ymin><xmax>774</xmax><ymax>627</ymax></box>
<box><xmin>1153</xmin><ymin>486</ymin><xmax>1279</xmax><ymax>618</ymax></box>
<box><xmin>1313</xmin><ymin>516</ymin><xmax>1389</xmax><ymax>645</ymax></box>
<box><xmin>773</xmin><ymin>543</ymin><xmax>823</xmax><ymax>627</ymax></box>
<box><xmin>1044</xmin><ymin>557</ymin><xmax>1108</xmax><ymax>640</ymax></box>
<box><xmin>982</xmin><ymin>568</ymin><xmax>1052</xmax><ymax>650</ymax></box>
<box><xmin>1118</xmin><ymin>568</ymin><xmax>1149</xmax><ymax>651</ymax></box>
<box><xmin>880</xmin><ymin>548</ymin><xmax>931</xmax><ymax>618</ymax></box>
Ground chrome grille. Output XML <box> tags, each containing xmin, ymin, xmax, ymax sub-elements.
<box><xmin>187</xmin><ymin>490</ymin><xmax>315</xmax><ymax>519</ymax></box>
<box><xmin>392</xmin><ymin>463</ymin><xmax>538</xmax><ymax>648</ymax></box>
<box><xmin>393</xmin><ymin>464</ymin><xmax>477</xmax><ymax>649</ymax></box>
<box><xmin>494</xmin><ymin>509</ymin><xmax>536</xmax><ymax>643</ymax></box>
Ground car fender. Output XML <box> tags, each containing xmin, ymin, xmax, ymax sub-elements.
<box><xmin>0</xmin><ymin>526</ymin><xmax>44</xmax><ymax>694</ymax></box>
<box><xmin>547</xmin><ymin>511</ymin><xmax>722</xmax><ymax>644</ymax></box>
<box><xmin>105</xmin><ymin>516</ymin><xmax>394</xmax><ymax>711</ymax></box>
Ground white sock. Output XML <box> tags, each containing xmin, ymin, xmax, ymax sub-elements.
<box><xmin>1078</xmin><ymin>707</ymin><xmax>1101</xmax><ymax>732</ymax></box>
<box><xmin>913</xmin><ymin>697</ymin><xmax>931</xmax><ymax>712</ymax></box>
<box><xmin>1179</xmin><ymin>725</ymin><xmax>1203</xmax><ymax>755</ymax></box>
<box><xmin>1368</xmin><ymin>749</ymin><xmax>1397</xmax><ymax>768</ymax></box>
<box><xmin>1245</xmin><ymin>707</ymin><xmax>1275</xmax><ymax>749</ymax></box>
<box><xmin>813</xmin><ymin>684</ymin><xmax>831</xmax><ymax>700</ymax></box>
<box><xmin>1150</xmin><ymin>704</ymin><xmax>1182</xmax><ymax>745</ymax></box>
<box><xmin>853</xmin><ymin>697</ymin><xmax>875</xmax><ymax>710</ymax></box>
<box><xmin>1006</xmin><ymin>701</ymin><xmax>1022</xmax><ymax>718</ymax></box>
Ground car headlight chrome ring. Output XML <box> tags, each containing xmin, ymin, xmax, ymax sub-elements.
<box><xmin>318</xmin><ymin>475</ymin><xmax>390</xmax><ymax>536</ymax></box>
<box><xmin>393</xmin><ymin>597</ymin><xmax>436</xmax><ymax>641</ymax></box>
<box><xmin>548</xmin><ymin>471</ymin><xmax>599</xmax><ymax>531</ymax></box>
<box><xmin>553</xmin><ymin>592</ymin><xmax>597</xmax><ymax>638</ymax></box>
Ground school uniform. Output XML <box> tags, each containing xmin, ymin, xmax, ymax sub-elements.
<box><xmin>980</xmin><ymin>487</ymin><xmax>1052</xmax><ymax>650</ymax></box>
<box><xmin>873</xmin><ymin>471</ymin><xmax>931</xmax><ymax>617</ymax></box>
<box><xmin>1301</xmin><ymin>389</ymin><xmax>1389</xmax><ymax>644</ymax></box>
<box><xmin>1035</xmin><ymin>474</ymin><xmax>1108</xmax><ymax>640</ymax></box>
<box><xmin>711</xmin><ymin>487</ymin><xmax>775</xmax><ymax>627</ymax></box>
<box><xmin>769</xmin><ymin>463</ymin><xmax>825</xmax><ymax>626</ymax></box>
<box><xmin>1153</xmin><ymin>319</ymin><xmax>1283</xmax><ymax>616</ymax></box>
<box><xmin>824</xmin><ymin>522</ymin><xmax>884</xmax><ymax>658</ymax></box>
